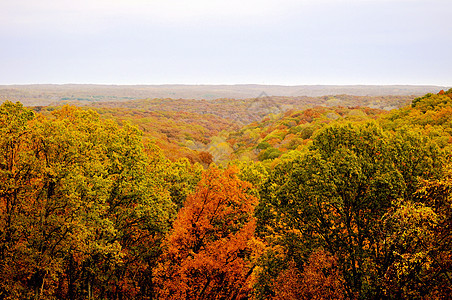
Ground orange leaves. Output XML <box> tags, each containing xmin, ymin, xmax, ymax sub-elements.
<box><xmin>272</xmin><ymin>250</ymin><xmax>345</xmax><ymax>300</ymax></box>
<box><xmin>154</xmin><ymin>166</ymin><xmax>258</xmax><ymax>299</ymax></box>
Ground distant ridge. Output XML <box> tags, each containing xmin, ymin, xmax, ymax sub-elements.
<box><xmin>0</xmin><ymin>84</ymin><xmax>448</xmax><ymax>106</ymax></box>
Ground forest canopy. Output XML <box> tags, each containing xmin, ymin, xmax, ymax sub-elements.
<box><xmin>1</xmin><ymin>89</ymin><xmax>451</xmax><ymax>299</ymax></box>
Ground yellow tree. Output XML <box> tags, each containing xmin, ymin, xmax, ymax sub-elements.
<box><xmin>0</xmin><ymin>103</ymin><xmax>175</xmax><ymax>299</ymax></box>
<box><xmin>382</xmin><ymin>164</ymin><xmax>452</xmax><ymax>299</ymax></box>
<box><xmin>0</xmin><ymin>101</ymin><xmax>38</xmax><ymax>298</ymax></box>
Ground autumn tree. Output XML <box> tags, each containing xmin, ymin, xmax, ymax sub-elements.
<box><xmin>0</xmin><ymin>103</ymin><xmax>114</xmax><ymax>299</ymax></box>
<box><xmin>0</xmin><ymin>101</ymin><xmax>38</xmax><ymax>298</ymax></box>
<box><xmin>0</xmin><ymin>103</ymin><xmax>175</xmax><ymax>299</ymax></box>
<box><xmin>270</xmin><ymin>249</ymin><xmax>345</xmax><ymax>300</ymax></box>
<box><xmin>163</xmin><ymin>158</ymin><xmax>204</xmax><ymax>210</ymax></box>
<box><xmin>382</xmin><ymin>164</ymin><xmax>452</xmax><ymax>299</ymax></box>
<box><xmin>254</xmin><ymin>121</ymin><xmax>447</xmax><ymax>299</ymax></box>
<box><xmin>95</xmin><ymin>116</ymin><xmax>174</xmax><ymax>299</ymax></box>
<box><xmin>153</xmin><ymin>166</ymin><xmax>258</xmax><ymax>300</ymax></box>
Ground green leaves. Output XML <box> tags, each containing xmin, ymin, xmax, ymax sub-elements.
<box><xmin>256</xmin><ymin>122</ymin><xmax>414</xmax><ymax>298</ymax></box>
<box><xmin>0</xmin><ymin>103</ymin><xmax>176</xmax><ymax>299</ymax></box>
<box><xmin>2</xmin><ymin>91</ymin><xmax>452</xmax><ymax>299</ymax></box>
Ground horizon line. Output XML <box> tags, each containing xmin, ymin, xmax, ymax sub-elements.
<box><xmin>0</xmin><ymin>83</ymin><xmax>450</xmax><ymax>88</ymax></box>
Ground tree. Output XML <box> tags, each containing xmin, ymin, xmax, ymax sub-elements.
<box><xmin>163</xmin><ymin>158</ymin><xmax>203</xmax><ymax>210</ymax></box>
<box><xmin>388</xmin><ymin>126</ymin><xmax>444</xmax><ymax>199</ymax></box>
<box><xmin>382</xmin><ymin>165</ymin><xmax>452</xmax><ymax>299</ymax></box>
<box><xmin>255</xmin><ymin>120</ymin><xmax>448</xmax><ymax>298</ymax></box>
<box><xmin>0</xmin><ymin>101</ymin><xmax>38</xmax><ymax>298</ymax></box>
<box><xmin>257</xmin><ymin>122</ymin><xmax>407</xmax><ymax>298</ymax></box>
<box><xmin>271</xmin><ymin>249</ymin><xmax>345</xmax><ymax>300</ymax></box>
<box><xmin>153</xmin><ymin>166</ymin><xmax>258</xmax><ymax>300</ymax></box>
<box><xmin>382</xmin><ymin>200</ymin><xmax>439</xmax><ymax>298</ymax></box>
<box><xmin>95</xmin><ymin>117</ymin><xmax>175</xmax><ymax>299</ymax></box>
<box><xmin>0</xmin><ymin>103</ymin><xmax>175</xmax><ymax>299</ymax></box>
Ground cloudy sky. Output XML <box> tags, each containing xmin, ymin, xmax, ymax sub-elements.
<box><xmin>1</xmin><ymin>0</ymin><xmax>451</xmax><ymax>85</ymax></box>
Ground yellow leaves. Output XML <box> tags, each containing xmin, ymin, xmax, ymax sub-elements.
<box><xmin>0</xmin><ymin>102</ymin><xmax>181</xmax><ymax>298</ymax></box>
<box><xmin>387</xmin><ymin>200</ymin><xmax>438</xmax><ymax>244</ymax></box>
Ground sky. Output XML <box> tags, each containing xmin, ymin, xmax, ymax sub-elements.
<box><xmin>0</xmin><ymin>0</ymin><xmax>451</xmax><ymax>86</ymax></box>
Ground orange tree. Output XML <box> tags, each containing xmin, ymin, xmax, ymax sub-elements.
<box><xmin>153</xmin><ymin>166</ymin><xmax>258</xmax><ymax>300</ymax></box>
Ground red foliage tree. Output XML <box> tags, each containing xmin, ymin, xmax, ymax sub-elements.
<box><xmin>153</xmin><ymin>166</ymin><xmax>258</xmax><ymax>300</ymax></box>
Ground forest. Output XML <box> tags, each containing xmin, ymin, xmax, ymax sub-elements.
<box><xmin>1</xmin><ymin>89</ymin><xmax>452</xmax><ymax>299</ymax></box>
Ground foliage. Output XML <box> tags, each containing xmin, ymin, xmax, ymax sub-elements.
<box><xmin>1</xmin><ymin>90</ymin><xmax>452</xmax><ymax>299</ymax></box>
<box><xmin>227</xmin><ymin>106</ymin><xmax>385</xmax><ymax>162</ymax></box>
<box><xmin>163</xmin><ymin>158</ymin><xmax>204</xmax><ymax>210</ymax></box>
<box><xmin>0</xmin><ymin>102</ymin><xmax>175</xmax><ymax>299</ymax></box>
<box><xmin>153</xmin><ymin>166</ymin><xmax>258</xmax><ymax>300</ymax></box>
<box><xmin>271</xmin><ymin>250</ymin><xmax>345</xmax><ymax>300</ymax></box>
<box><xmin>254</xmin><ymin>119</ymin><xmax>448</xmax><ymax>299</ymax></box>
<box><xmin>382</xmin><ymin>164</ymin><xmax>452</xmax><ymax>298</ymax></box>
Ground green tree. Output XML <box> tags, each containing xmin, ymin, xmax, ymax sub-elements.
<box><xmin>255</xmin><ymin>120</ymin><xmax>448</xmax><ymax>299</ymax></box>
<box><xmin>163</xmin><ymin>158</ymin><xmax>203</xmax><ymax>210</ymax></box>
<box><xmin>256</xmin><ymin>122</ymin><xmax>406</xmax><ymax>298</ymax></box>
<box><xmin>0</xmin><ymin>103</ymin><xmax>175</xmax><ymax>299</ymax></box>
<box><xmin>388</xmin><ymin>126</ymin><xmax>444</xmax><ymax>199</ymax></box>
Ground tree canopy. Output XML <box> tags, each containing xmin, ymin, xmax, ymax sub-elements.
<box><xmin>1</xmin><ymin>89</ymin><xmax>451</xmax><ymax>299</ymax></box>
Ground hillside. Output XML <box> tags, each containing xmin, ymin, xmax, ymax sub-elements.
<box><xmin>27</xmin><ymin>88</ymin><xmax>426</xmax><ymax>163</ymax></box>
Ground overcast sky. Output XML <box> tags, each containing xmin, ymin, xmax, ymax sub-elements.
<box><xmin>1</xmin><ymin>0</ymin><xmax>451</xmax><ymax>85</ymax></box>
